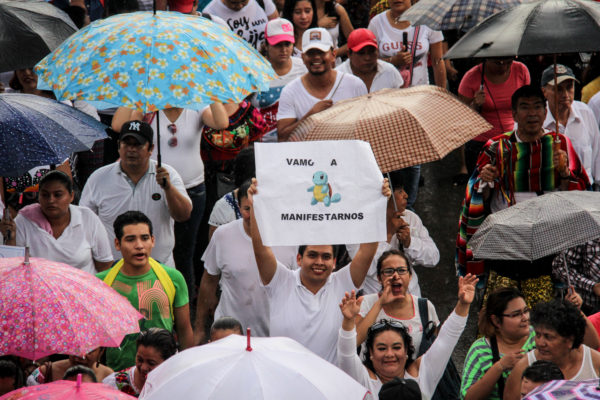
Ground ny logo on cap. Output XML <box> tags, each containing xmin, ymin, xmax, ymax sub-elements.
<box><xmin>310</xmin><ymin>31</ymin><xmax>321</xmax><ymax>41</ymax></box>
<box><xmin>129</xmin><ymin>122</ymin><xmax>141</xmax><ymax>131</ymax></box>
<box><xmin>556</xmin><ymin>65</ymin><xmax>568</xmax><ymax>74</ymax></box>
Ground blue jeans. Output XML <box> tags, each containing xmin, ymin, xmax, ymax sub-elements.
<box><xmin>174</xmin><ymin>182</ymin><xmax>206</xmax><ymax>299</ymax></box>
<box><xmin>399</xmin><ymin>165</ymin><xmax>420</xmax><ymax>211</ymax></box>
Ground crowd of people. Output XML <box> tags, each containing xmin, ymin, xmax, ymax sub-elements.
<box><xmin>2</xmin><ymin>0</ymin><xmax>600</xmax><ymax>399</ymax></box>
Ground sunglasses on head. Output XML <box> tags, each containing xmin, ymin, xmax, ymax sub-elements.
<box><xmin>367</xmin><ymin>319</ymin><xmax>406</xmax><ymax>336</ymax></box>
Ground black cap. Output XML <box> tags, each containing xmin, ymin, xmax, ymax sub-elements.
<box><xmin>120</xmin><ymin>120</ymin><xmax>154</xmax><ymax>145</ymax></box>
<box><xmin>379</xmin><ymin>378</ymin><xmax>421</xmax><ymax>400</ymax></box>
<box><xmin>541</xmin><ymin>64</ymin><xmax>579</xmax><ymax>87</ymax></box>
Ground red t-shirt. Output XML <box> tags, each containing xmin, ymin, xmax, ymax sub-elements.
<box><xmin>589</xmin><ymin>312</ymin><xmax>600</xmax><ymax>350</ymax></box>
<box><xmin>458</xmin><ymin>61</ymin><xmax>531</xmax><ymax>142</ymax></box>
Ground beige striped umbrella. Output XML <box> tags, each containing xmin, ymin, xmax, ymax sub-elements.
<box><xmin>290</xmin><ymin>85</ymin><xmax>492</xmax><ymax>173</ymax></box>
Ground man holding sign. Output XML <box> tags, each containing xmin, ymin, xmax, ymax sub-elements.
<box><xmin>248</xmin><ymin>176</ymin><xmax>390</xmax><ymax>364</ymax></box>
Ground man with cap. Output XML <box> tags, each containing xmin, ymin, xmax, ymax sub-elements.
<box><xmin>336</xmin><ymin>28</ymin><xmax>403</xmax><ymax>93</ymax></box>
<box><xmin>277</xmin><ymin>27</ymin><xmax>368</xmax><ymax>141</ymax></box>
<box><xmin>252</xmin><ymin>18</ymin><xmax>307</xmax><ymax>142</ymax></box>
<box><xmin>81</xmin><ymin>120</ymin><xmax>192</xmax><ymax>267</ymax></box>
<box><xmin>541</xmin><ymin>64</ymin><xmax>600</xmax><ymax>189</ymax></box>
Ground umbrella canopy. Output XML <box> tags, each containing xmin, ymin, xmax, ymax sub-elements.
<box><xmin>139</xmin><ymin>334</ymin><xmax>372</xmax><ymax>400</ymax></box>
<box><xmin>0</xmin><ymin>257</ymin><xmax>143</xmax><ymax>360</ymax></box>
<box><xmin>401</xmin><ymin>0</ymin><xmax>524</xmax><ymax>31</ymax></box>
<box><xmin>469</xmin><ymin>191</ymin><xmax>600</xmax><ymax>261</ymax></box>
<box><xmin>0</xmin><ymin>0</ymin><xmax>77</xmax><ymax>73</ymax></box>
<box><xmin>524</xmin><ymin>378</ymin><xmax>600</xmax><ymax>399</ymax></box>
<box><xmin>445</xmin><ymin>0</ymin><xmax>600</xmax><ymax>59</ymax></box>
<box><xmin>0</xmin><ymin>93</ymin><xmax>107</xmax><ymax>176</ymax></box>
<box><xmin>0</xmin><ymin>374</ymin><xmax>137</xmax><ymax>399</ymax></box>
<box><xmin>35</xmin><ymin>11</ymin><xmax>275</xmax><ymax>113</ymax></box>
<box><xmin>290</xmin><ymin>86</ymin><xmax>492</xmax><ymax>173</ymax></box>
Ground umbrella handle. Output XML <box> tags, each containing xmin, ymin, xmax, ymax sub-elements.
<box><xmin>386</xmin><ymin>173</ymin><xmax>398</xmax><ymax>212</ymax></box>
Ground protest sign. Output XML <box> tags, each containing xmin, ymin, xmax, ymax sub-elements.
<box><xmin>254</xmin><ymin>140</ymin><xmax>387</xmax><ymax>246</ymax></box>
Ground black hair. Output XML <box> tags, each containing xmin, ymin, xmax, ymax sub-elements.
<box><xmin>237</xmin><ymin>179</ymin><xmax>253</xmax><ymax>203</ymax></box>
<box><xmin>531</xmin><ymin>299</ymin><xmax>586</xmax><ymax>349</ymax></box>
<box><xmin>107</xmin><ymin>0</ymin><xmax>139</xmax><ymax>15</ymax></box>
<box><xmin>136</xmin><ymin>328</ymin><xmax>178</xmax><ymax>361</ymax></box>
<box><xmin>376</xmin><ymin>250</ymin><xmax>411</xmax><ymax>277</ymax></box>
<box><xmin>282</xmin><ymin>0</ymin><xmax>318</xmax><ymax>30</ymax></box>
<box><xmin>233</xmin><ymin>146</ymin><xmax>256</xmax><ymax>187</ymax></box>
<box><xmin>62</xmin><ymin>365</ymin><xmax>98</xmax><ymax>382</ymax></box>
<box><xmin>479</xmin><ymin>287</ymin><xmax>524</xmax><ymax>337</ymax></box>
<box><xmin>522</xmin><ymin>360</ymin><xmax>564</xmax><ymax>383</ymax></box>
<box><xmin>298</xmin><ymin>244</ymin><xmax>338</xmax><ymax>258</ymax></box>
<box><xmin>113</xmin><ymin>211</ymin><xmax>153</xmax><ymax>241</ymax></box>
<box><xmin>0</xmin><ymin>359</ymin><xmax>24</xmax><ymax>391</ymax></box>
<box><xmin>364</xmin><ymin>319</ymin><xmax>414</xmax><ymax>373</ymax></box>
<box><xmin>9</xmin><ymin>72</ymin><xmax>22</xmax><ymax>91</ymax></box>
<box><xmin>385</xmin><ymin>171</ymin><xmax>405</xmax><ymax>192</ymax></box>
<box><xmin>210</xmin><ymin>316</ymin><xmax>243</xmax><ymax>335</ymax></box>
<box><xmin>39</xmin><ymin>170</ymin><xmax>74</xmax><ymax>194</ymax></box>
<box><xmin>511</xmin><ymin>85</ymin><xmax>546</xmax><ymax>111</ymax></box>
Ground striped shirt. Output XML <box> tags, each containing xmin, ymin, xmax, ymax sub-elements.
<box><xmin>460</xmin><ymin>328</ymin><xmax>535</xmax><ymax>399</ymax></box>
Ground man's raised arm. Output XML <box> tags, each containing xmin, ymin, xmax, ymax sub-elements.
<box><xmin>248</xmin><ymin>178</ymin><xmax>278</xmax><ymax>285</ymax></box>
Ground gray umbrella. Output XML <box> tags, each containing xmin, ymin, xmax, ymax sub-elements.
<box><xmin>469</xmin><ymin>191</ymin><xmax>600</xmax><ymax>261</ymax></box>
<box><xmin>0</xmin><ymin>0</ymin><xmax>77</xmax><ymax>73</ymax></box>
<box><xmin>445</xmin><ymin>0</ymin><xmax>600</xmax><ymax>59</ymax></box>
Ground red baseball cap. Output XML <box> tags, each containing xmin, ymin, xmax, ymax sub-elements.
<box><xmin>168</xmin><ymin>0</ymin><xmax>194</xmax><ymax>13</ymax></box>
<box><xmin>347</xmin><ymin>28</ymin><xmax>378</xmax><ymax>52</ymax></box>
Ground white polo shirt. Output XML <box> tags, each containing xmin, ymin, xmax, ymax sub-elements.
<box><xmin>203</xmin><ymin>219</ymin><xmax>298</xmax><ymax>337</ymax></box>
<box><xmin>15</xmin><ymin>205</ymin><xmax>113</xmax><ymax>275</ymax></box>
<box><xmin>80</xmin><ymin>160</ymin><xmax>190</xmax><ymax>266</ymax></box>
<box><xmin>336</xmin><ymin>59</ymin><xmax>404</xmax><ymax>92</ymax></box>
<box><xmin>543</xmin><ymin>100</ymin><xmax>600</xmax><ymax>184</ymax></box>
<box><xmin>265</xmin><ymin>263</ymin><xmax>357</xmax><ymax>364</ymax></box>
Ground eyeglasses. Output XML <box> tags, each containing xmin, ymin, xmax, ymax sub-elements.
<box><xmin>502</xmin><ymin>307</ymin><xmax>530</xmax><ymax>319</ymax></box>
<box><xmin>167</xmin><ymin>123</ymin><xmax>177</xmax><ymax>147</ymax></box>
<box><xmin>380</xmin><ymin>267</ymin><xmax>410</xmax><ymax>277</ymax></box>
<box><xmin>367</xmin><ymin>319</ymin><xmax>406</xmax><ymax>335</ymax></box>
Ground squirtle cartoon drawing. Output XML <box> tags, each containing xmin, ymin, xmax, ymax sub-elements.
<box><xmin>307</xmin><ymin>171</ymin><xmax>341</xmax><ymax>206</ymax></box>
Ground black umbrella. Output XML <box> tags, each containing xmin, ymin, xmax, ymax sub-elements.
<box><xmin>0</xmin><ymin>0</ymin><xmax>77</xmax><ymax>73</ymax></box>
<box><xmin>445</xmin><ymin>0</ymin><xmax>600</xmax><ymax>59</ymax></box>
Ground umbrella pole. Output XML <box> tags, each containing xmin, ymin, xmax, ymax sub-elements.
<box><xmin>386</xmin><ymin>172</ymin><xmax>398</xmax><ymax>212</ymax></box>
<box><xmin>562</xmin><ymin>256</ymin><xmax>572</xmax><ymax>290</ymax></box>
<box><xmin>156</xmin><ymin>112</ymin><xmax>167</xmax><ymax>187</ymax></box>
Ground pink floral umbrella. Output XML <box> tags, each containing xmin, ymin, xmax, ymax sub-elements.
<box><xmin>0</xmin><ymin>374</ymin><xmax>137</xmax><ymax>399</ymax></box>
<box><xmin>0</xmin><ymin>256</ymin><xmax>143</xmax><ymax>360</ymax></box>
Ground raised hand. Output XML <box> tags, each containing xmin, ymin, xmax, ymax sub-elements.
<box><xmin>339</xmin><ymin>290</ymin><xmax>363</xmax><ymax>320</ymax></box>
<box><xmin>458</xmin><ymin>273</ymin><xmax>478</xmax><ymax>305</ymax></box>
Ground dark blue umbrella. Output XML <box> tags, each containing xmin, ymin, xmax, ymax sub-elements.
<box><xmin>0</xmin><ymin>93</ymin><xmax>107</xmax><ymax>176</ymax></box>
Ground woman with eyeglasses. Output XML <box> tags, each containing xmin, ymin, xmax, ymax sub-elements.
<box><xmin>503</xmin><ymin>299</ymin><xmax>600</xmax><ymax>400</ymax></box>
<box><xmin>337</xmin><ymin>273</ymin><xmax>478</xmax><ymax>399</ymax></box>
<box><xmin>112</xmin><ymin>104</ymin><xmax>229</xmax><ymax>297</ymax></box>
<box><xmin>460</xmin><ymin>287</ymin><xmax>534</xmax><ymax>400</ymax></box>
<box><xmin>353</xmin><ymin>250</ymin><xmax>439</xmax><ymax>359</ymax></box>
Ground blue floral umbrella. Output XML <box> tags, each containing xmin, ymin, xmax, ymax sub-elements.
<box><xmin>0</xmin><ymin>93</ymin><xmax>107</xmax><ymax>176</ymax></box>
<box><xmin>34</xmin><ymin>11</ymin><xmax>275</xmax><ymax>113</ymax></box>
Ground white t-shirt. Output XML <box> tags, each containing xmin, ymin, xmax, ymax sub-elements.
<box><xmin>80</xmin><ymin>160</ymin><xmax>191</xmax><ymax>267</ymax></box>
<box><xmin>203</xmin><ymin>219</ymin><xmax>298</xmax><ymax>337</ymax></box>
<box><xmin>265</xmin><ymin>263</ymin><xmax>357</xmax><ymax>364</ymax></box>
<box><xmin>208</xmin><ymin>191</ymin><xmax>240</xmax><ymax>227</ymax></box>
<box><xmin>204</xmin><ymin>0</ymin><xmax>276</xmax><ymax>49</ymax></box>
<box><xmin>336</xmin><ymin>59</ymin><xmax>404</xmax><ymax>92</ymax></box>
<box><xmin>252</xmin><ymin>57</ymin><xmax>307</xmax><ymax>142</ymax></box>
<box><xmin>277</xmin><ymin>71</ymin><xmax>368</xmax><ymax>121</ymax></box>
<box><xmin>368</xmin><ymin>13</ymin><xmax>443</xmax><ymax>87</ymax></box>
<box><xmin>359</xmin><ymin>293</ymin><xmax>439</xmax><ymax>358</ymax></box>
<box><xmin>15</xmin><ymin>205</ymin><xmax>113</xmax><ymax>275</ymax></box>
<box><xmin>150</xmin><ymin>109</ymin><xmax>207</xmax><ymax>188</ymax></box>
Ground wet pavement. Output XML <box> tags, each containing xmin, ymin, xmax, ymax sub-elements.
<box><xmin>413</xmin><ymin>148</ymin><xmax>477</xmax><ymax>373</ymax></box>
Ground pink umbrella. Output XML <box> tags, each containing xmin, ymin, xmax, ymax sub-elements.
<box><xmin>0</xmin><ymin>374</ymin><xmax>137</xmax><ymax>399</ymax></box>
<box><xmin>0</xmin><ymin>256</ymin><xmax>143</xmax><ymax>360</ymax></box>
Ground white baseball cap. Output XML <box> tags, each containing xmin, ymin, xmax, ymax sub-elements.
<box><xmin>301</xmin><ymin>28</ymin><xmax>334</xmax><ymax>53</ymax></box>
<box><xmin>265</xmin><ymin>18</ymin><xmax>295</xmax><ymax>45</ymax></box>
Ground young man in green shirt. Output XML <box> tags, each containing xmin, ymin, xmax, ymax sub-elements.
<box><xmin>97</xmin><ymin>211</ymin><xmax>193</xmax><ymax>371</ymax></box>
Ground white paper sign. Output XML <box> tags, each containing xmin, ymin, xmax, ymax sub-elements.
<box><xmin>254</xmin><ymin>140</ymin><xmax>387</xmax><ymax>246</ymax></box>
<box><xmin>0</xmin><ymin>245</ymin><xmax>25</xmax><ymax>258</ymax></box>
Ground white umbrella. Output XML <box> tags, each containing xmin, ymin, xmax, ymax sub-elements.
<box><xmin>140</xmin><ymin>332</ymin><xmax>372</xmax><ymax>400</ymax></box>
